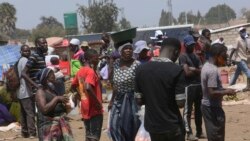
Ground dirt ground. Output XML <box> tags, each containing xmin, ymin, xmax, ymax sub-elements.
<box><xmin>1</xmin><ymin>95</ymin><xmax>250</xmax><ymax>141</ymax></box>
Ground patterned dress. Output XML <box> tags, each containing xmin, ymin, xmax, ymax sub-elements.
<box><xmin>110</xmin><ymin>59</ymin><xmax>141</xmax><ymax>141</ymax></box>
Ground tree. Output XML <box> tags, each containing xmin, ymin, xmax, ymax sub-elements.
<box><xmin>159</xmin><ymin>10</ymin><xmax>177</xmax><ymax>26</ymax></box>
<box><xmin>241</xmin><ymin>8</ymin><xmax>247</xmax><ymax>17</ymax></box>
<box><xmin>205</xmin><ymin>4</ymin><xmax>236</xmax><ymax>24</ymax></box>
<box><xmin>119</xmin><ymin>17</ymin><xmax>131</xmax><ymax>30</ymax></box>
<box><xmin>178</xmin><ymin>11</ymin><xmax>200</xmax><ymax>24</ymax></box>
<box><xmin>178</xmin><ymin>12</ymin><xmax>186</xmax><ymax>24</ymax></box>
<box><xmin>0</xmin><ymin>2</ymin><xmax>17</xmax><ymax>36</ymax></box>
<box><xmin>30</xmin><ymin>16</ymin><xmax>65</xmax><ymax>41</ymax></box>
<box><xmin>13</xmin><ymin>28</ymin><xmax>31</xmax><ymax>39</ymax></box>
<box><xmin>241</xmin><ymin>8</ymin><xmax>250</xmax><ymax>22</ymax></box>
<box><xmin>187</xmin><ymin>11</ymin><xmax>199</xmax><ymax>24</ymax></box>
<box><xmin>78</xmin><ymin>0</ymin><xmax>119</xmax><ymax>33</ymax></box>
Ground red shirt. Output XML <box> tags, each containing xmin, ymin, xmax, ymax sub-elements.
<box><xmin>72</xmin><ymin>66</ymin><xmax>103</xmax><ymax>119</ymax></box>
<box><xmin>59</xmin><ymin>60</ymin><xmax>70</xmax><ymax>76</ymax></box>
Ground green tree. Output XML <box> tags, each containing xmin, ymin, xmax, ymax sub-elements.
<box><xmin>241</xmin><ymin>8</ymin><xmax>250</xmax><ymax>22</ymax></box>
<box><xmin>159</xmin><ymin>10</ymin><xmax>177</xmax><ymax>26</ymax></box>
<box><xmin>178</xmin><ymin>12</ymin><xmax>186</xmax><ymax>24</ymax></box>
<box><xmin>0</xmin><ymin>2</ymin><xmax>17</xmax><ymax>36</ymax></box>
<box><xmin>197</xmin><ymin>11</ymin><xmax>202</xmax><ymax>20</ymax></box>
<box><xmin>178</xmin><ymin>11</ymin><xmax>200</xmax><ymax>24</ymax></box>
<box><xmin>78</xmin><ymin>0</ymin><xmax>119</xmax><ymax>33</ymax></box>
<box><xmin>187</xmin><ymin>11</ymin><xmax>199</xmax><ymax>24</ymax></box>
<box><xmin>30</xmin><ymin>16</ymin><xmax>65</xmax><ymax>41</ymax></box>
<box><xmin>13</xmin><ymin>28</ymin><xmax>31</xmax><ymax>39</ymax></box>
<box><xmin>205</xmin><ymin>4</ymin><xmax>236</xmax><ymax>24</ymax></box>
<box><xmin>119</xmin><ymin>17</ymin><xmax>131</xmax><ymax>30</ymax></box>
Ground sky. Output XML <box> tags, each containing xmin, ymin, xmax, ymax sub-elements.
<box><xmin>3</xmin><ymin>0</ymin><xmax>250</xmax><ymax>30</ymax></box>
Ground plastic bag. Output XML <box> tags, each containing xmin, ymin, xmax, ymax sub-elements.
<box><xmin>135</xmin><ymin>106</ymin><xmax>151</xmax><ymax>141</ymax></box>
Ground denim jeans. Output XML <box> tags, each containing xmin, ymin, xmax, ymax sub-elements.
<box><xmin>230</xmin><ymin>60</ymin><xmax>250</xmax><ymax>85</ymax></box>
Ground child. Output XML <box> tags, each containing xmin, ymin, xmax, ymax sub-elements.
<box><xmin>47</xmin><ymin>57</ymin><xmax>65</xmax><ymax>95</ymax></box>
<box><xmin>201</xmin><ymin>43</ymin><xmax>236</xmax><ymax>141</ymax></box>
<box><xmin>71</xmin><ymin>49</ymin><xmax>103</xmax><ymax>141</ymax></box>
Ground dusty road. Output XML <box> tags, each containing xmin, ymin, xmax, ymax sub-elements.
<box><xmin>1</xmin><ymin>101</ymin><xmax>250</xmax><ymax>141</ymax></box>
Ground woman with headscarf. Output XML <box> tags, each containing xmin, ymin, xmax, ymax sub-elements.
<box><xmin>36</xmin><ymin>68</ymin><xmax>74</xmax><ymax>141</ymax></box>
<box><xmin>108</xmin><ymin>28</ymin><xmax>141</xmax><ymax>141</ymax></box>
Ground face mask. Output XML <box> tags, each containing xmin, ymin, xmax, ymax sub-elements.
<box><xmin>240</xmin><ymin>32</ymin><xmax>248</xmax><ymax>39</ymax></box>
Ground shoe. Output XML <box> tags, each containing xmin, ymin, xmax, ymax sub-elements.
<box><xmin>187</xmin><ymin>134</ymin><xmax>198</xmax><ymax>141</ymax></box>
<box><xmin>21</xmin><ymin>132</ymin><xmax>29</xmax><ymax>138</ymax></box>
<box><xmin>29</xmin><ymin>136</ymin><xmax>36</xmax><ymax>139</ymax></box>
<box><xmin>196</xmin><ymin>132</ymin><xmax>206</xmax><ymax>139</ymax></box>
<box><xmin>29</xmin><ymin>134</ymin><xmax>37</xmax><ymax>139</ymax></box>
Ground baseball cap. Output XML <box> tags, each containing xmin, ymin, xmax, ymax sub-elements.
<box><xmin>238</xmin><ymin>27</ymin><xmax>246</xmax><ymax>32</ymax></box>
<box><xmin>81</xmin><ymin>41</ymin><xmax>89</xmax><ymax>47</ymax></box>
<box><xmin>155</xmin><ymin>30</ymin><xmax>163</xmax><ymax>37</ymax></box>
<box><xmin>70</xmin><ymin>38</ymin><xmax>80</xmax><ymax>46</ymax></box>
<box><xmin>184</xmin><ymin>35</ymin><xmax>195</xmax><ymax>46</ymax></box>
<box><xmin>133</xmin><ymin>40</ymin><xmax>150</xmax><ymax>54</ymax></box>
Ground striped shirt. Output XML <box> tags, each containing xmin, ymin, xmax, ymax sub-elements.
<box><xmin>26</xmin><ymin>51</ymin><xmax>46</xmax><ymax>85</ymax></box>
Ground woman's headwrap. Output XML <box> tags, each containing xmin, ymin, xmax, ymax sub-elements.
<box><xmin>36</xmin><ymin>68</ymin><xmax>53</xmax><ymax>86</ymax></box>
<box><xmin>118</xmin><ymin>42</ymin><xmax>132</xmax><ymax>55</ymax></box>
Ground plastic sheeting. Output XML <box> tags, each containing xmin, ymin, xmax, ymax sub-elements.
<box><xmin>0</xmin><ymin>45</ymin><xmax>21</xmax><ymax>66</ymax></box>
<box><xmin>0</xmin><ymin>45</ymin><xmax>21</xmax><ymax>81</ymax></box>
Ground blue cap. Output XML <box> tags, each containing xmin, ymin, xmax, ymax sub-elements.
<box><xmin>184</xmin><ymin>35</ymin><xmax>195</xmax><ymax>46</ymax></box>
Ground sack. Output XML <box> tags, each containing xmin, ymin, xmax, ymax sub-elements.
<box><xmin>5</xmin><ymin>60</ymin><xmax>20</xmax><ymax>92</ymax></box>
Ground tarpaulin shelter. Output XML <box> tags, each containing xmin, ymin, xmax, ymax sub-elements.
<box><xmin>0</xmin><ymin>45</ymin><xmax>21</xmax><ymax>81</ymax></box>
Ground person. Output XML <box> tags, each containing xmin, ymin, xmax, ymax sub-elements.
<box><xmin>133</xmin><ymin>40</ymin><xmax>151</xmax><ymax>64</ymax></box>
<box><xmin>71</xmin><ymin>49</ymin><xmax>103</xmax><ymax>141</ymax></box>
<box><xmin>201</xmin><ymin>43</ymin><xmax>236</xmax><ymax>141</ymax></box>
<box><xmin>135</xmin><ymin>38</ymin><xmax>186</xmax><ymax>141</ymax></box>
<box><xmin>199</xmin><ymin>28</ymin><xmax>212</xmax><ymax>61</ymax></box>
<box><xmin>81</xmin><ymin>41</ymin><xmax>90</xmax><ymax>53</ymax></box>
<box><xmin>22</xmin><ymin>37</ymin><xmax>48</xmax><ymax>92</ymax></box>
<box><xmin>70</xmin><ymin>38</ymin><xmax>83</xmax><ymax>60</ymax></box>
<box><xmin>99</xmin><ymin>32</ymin><xmax>114</xmax><ymax>57</ymax></box>
<box><xmin>48</xmin><ymin>57</ymin><xmax>65</xmax><ymax>95</ymax></box>
<box><xmin>17</xmin><ymin>45</ymin><xmax>36</xmax><ymax>138</ymax></box>
<box><xmin>108</xmin><ymin>28</ymin><xmax>140</xmax><ymax>141</ymax></box>
<box><xmin>151</xmin><ymin>30</ymin><xmax>165</xmax><ymax>57</ymax></box>
<box><xmin>189</xmin><ymin>29</ymin><xmax>205</xmax><ymax>63</ymax></box>
<box><xmin>59</xmin><ymin>52</ymin><xmax>70</xmax><ymax>76</ymax></box>
<box><xmin>179</xmin><ymin>35</ymin><xmax>204</xmax><ymax>140</ymax></box>
<box><xmin>229</xmin><ymin>27</ymin><xmax>250</xmax><ymax>91</ymax></box>
<box><xmin>98</xmin><ymin>33</ymin><xmax>114</xmax><ymax>79</ymax></box>
<box><xmin>0</xmin><ymin>103</ymin><xmax>15</xmax><ymax>125</ymax></box>
<box><xmin>70</xmin><ymin>38</ymin><xmax>83</xmax><ymax>77</ymax></box>
<box><xmin>36</xmin><ymin>68</ymin><xmax>74</xmax><ymax>141</ymax></box>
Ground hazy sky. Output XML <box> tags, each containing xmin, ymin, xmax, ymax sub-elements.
<box><xmin>3</xmin><ymin>0</ymin><xmax>250</xmax><ymax>30</ymax></box>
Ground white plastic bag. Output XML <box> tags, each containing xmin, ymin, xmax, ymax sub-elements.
<box><xmin>135</xmin><ymin>106</ymin><xmax>151</xmax><ymax>141</ymax></box>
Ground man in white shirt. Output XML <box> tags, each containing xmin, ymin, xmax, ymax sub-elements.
<box><xmin>229</xmin><ymin>27</ymin><xmax>250</xmax><ymax>91</ymax></box>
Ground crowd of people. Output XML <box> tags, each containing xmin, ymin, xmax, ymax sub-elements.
<box><xmin>0</xmin><ymin>26</ymin><xmax>249</xmax><ymax>141</ymax></box>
